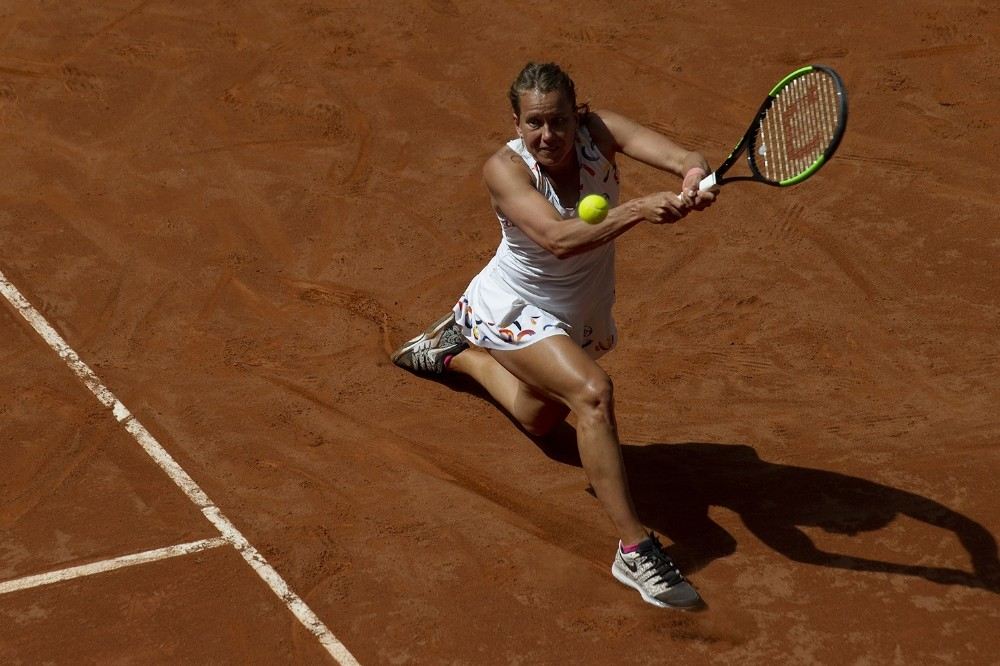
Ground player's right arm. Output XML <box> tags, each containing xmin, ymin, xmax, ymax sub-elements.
<box><xmin>482</xmin><ymin>147</ymin><xmax>688</xmax><ymax>259</ymax></box>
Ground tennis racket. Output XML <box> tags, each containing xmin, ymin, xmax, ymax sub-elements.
<box><xmin>699</xmin><ymin>65</ymin><xmax>848</xmax><ymax>191</ymax></box>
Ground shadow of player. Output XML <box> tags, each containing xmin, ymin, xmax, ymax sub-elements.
<box><xmin>534</xmin><ymin>423</ymin><xmax>1000</xmax><ymax>593</ymax></box>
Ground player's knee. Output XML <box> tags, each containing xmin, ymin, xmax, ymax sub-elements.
<box><xmin>573</xmin><ymin>374</ymin><xmax>615</xmax><ymax>422</ymax></box>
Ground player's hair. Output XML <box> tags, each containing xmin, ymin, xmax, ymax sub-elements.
<box><xmin>508</xmin><ymin>62</ymin><xmax>590</xmax><ymax>119</ymax></box>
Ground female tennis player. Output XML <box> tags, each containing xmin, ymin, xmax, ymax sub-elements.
<box><xmin>393</xmin><ymin>62</ymin><xmax>715</xmax><ymax>609</ymax></box>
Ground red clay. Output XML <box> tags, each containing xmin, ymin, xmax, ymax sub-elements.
<box><xmin>1</xmin><ymin>1</ymin><xmax>998</xmax><ymax>663</ymax></box>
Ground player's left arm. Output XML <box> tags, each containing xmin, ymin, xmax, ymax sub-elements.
<box><xmin>587</xmin><ymin>109</ymin><xmax>715</xmax><ymax>207</ymax></box>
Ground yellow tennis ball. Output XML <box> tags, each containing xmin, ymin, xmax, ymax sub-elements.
<box><xmin>578</xmin><ymin>194</ymin><xmax>609</xmax><ymax>224</ymax></box>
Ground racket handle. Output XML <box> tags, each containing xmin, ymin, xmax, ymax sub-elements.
<box><xmin>698</xmin><ymin>172</ymin><xmax>717</xmax><ymax>191</ymax></box>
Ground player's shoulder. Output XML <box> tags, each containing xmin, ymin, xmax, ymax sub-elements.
<box><xmin>483</xmin><ymin>144</ymin><xmax>530</xmax><ymax>184</ymax></box>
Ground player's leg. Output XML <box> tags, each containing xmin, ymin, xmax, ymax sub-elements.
<box><xmin>393</xmin><ymin>313</ymin><xmax>569</xmax><ymax>435</ymax></box>
<box><xmin>395</xmin><ymin>317</ymin><xmax>702</xmax><ymax>608</ymax></box>
<box><xmin>448</xmin><ymin>349</ymin><xmax>568</xmax><ymax>437</ymax></box>
<box><xmin>486</xmin><ymin>335</ymin><xmax>647</xmax><ymax>546</ymax></box>
<box><xmin>487</xmin><ymin>336</ymin><xmax>703</xmax><ymax>609</ymax></box>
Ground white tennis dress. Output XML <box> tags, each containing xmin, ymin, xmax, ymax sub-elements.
<box><xmin>454</xmin><ymin>124</ymin><xmax>621</xmax><ymax>358</ymax></box>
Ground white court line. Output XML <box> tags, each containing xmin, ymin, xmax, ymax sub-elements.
<box><xmin>0</xmin><ymin>269</ymin><xmax>360</xmax><ymax>666</ymax></box>
<box><xmin>0</xmin><ymin>538</ymin><xmax>227</xmax><ymax>595</ymax></box>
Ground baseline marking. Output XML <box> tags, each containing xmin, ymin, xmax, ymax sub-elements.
<box><xmin>0</xmin><ymin>269</ymin><xmax>360</xmax><ymax>666</ymax></box>
<box><xmin>0</xmin><ymin>538</ymin><xmax>227</xmax><ymax>595</ymax></box>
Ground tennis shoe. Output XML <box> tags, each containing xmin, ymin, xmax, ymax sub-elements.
<box><xmin>392</xmin><ymin>312</ymin><xmax>468</xmax><ymax>375</ymax></box>
<box><xmin>612</xmin><ymin>533</ymin><xmax>703</xmax><ymax>610</ymax></box>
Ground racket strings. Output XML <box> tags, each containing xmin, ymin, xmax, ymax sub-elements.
<box><xmin>755</xmin><ymin>71</ymin><xmax>842</xmax><ymax>183</ymax></box>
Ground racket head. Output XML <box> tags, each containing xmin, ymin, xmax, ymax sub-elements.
<box><xmin>748</xmin><ymin>65</ymin><xmax>848</xmax><ymax>186</ymax></box>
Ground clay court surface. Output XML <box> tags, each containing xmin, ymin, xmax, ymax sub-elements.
<box><xmin>1</xmin><ymin>1</ymin><xmax>999</xmax><ymax>663</ymax></box>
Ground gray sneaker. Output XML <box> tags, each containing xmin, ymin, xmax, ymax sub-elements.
<box><xmin>612</xmin><ymin>533</ymin><xmax>704</xmax><ymax>610</ymax></box>
<box><xmin>392</xmin><ymin>313</ymin><xmax>468</xmax><ymax>375</ymax></box>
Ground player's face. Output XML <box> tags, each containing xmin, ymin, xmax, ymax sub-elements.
<box><xmin>514</xmin><ymin>89</ymin><xmax>578</xmax><ymax>170</ymax></box>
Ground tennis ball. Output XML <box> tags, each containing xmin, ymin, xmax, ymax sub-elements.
<box><xmin>578</xmin><ymin>194</ymin><xmax>609</xmax><ymax>224</ymax></box>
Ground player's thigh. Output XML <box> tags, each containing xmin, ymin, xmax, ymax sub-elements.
<box><xmin>489</xmin><ymin>334</ymin><xmax>611</xmax><ymax>410</ymax></box>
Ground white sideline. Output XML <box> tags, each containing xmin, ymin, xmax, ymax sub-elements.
<box><xmin>0</xmin><ymin>269</ymin><xmax>360</xmax><ymax>666</ymax></box>
<box><xmin>0</xmin><ymin>538</ymin><xmax>227</xmax><ymax>595</ymax></box>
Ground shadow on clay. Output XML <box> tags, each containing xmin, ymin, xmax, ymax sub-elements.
<box><xmin>532</xmin><ymin>421</ymin><xmax>1000</xmax><ymax>594</ymax></box>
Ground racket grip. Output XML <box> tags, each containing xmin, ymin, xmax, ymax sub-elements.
<box><xmin>698</xmin><ymin>172</ymin><xmax>717</xmax><ymax>191</ymax></box>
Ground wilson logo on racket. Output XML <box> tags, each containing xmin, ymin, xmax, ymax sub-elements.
<box><xmin>781</xmin><ymin>82</ymin><xmax>825</xmax><ymax>161</ymax></box>
<box><xmin>699</xmin><ymin>65</ymin><xmax>848</xmax><ymax>190</ymax></box>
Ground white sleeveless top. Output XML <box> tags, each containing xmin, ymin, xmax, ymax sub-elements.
<box><xmin>454</xmin><ymin>124</ymin><xmax>621</xmax><ymax>354</ymax></box>
<box><xmin>489</xmin><ymin>125</ymin><xmax>621</xmax><ymax>321</ymax></box>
